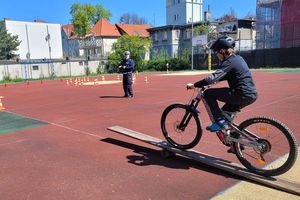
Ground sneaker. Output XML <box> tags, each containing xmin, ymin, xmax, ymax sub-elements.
<box><xmin>206</xmin><ymin>119</ymin><xmax>228</xmax><ymax>132</ymax></box>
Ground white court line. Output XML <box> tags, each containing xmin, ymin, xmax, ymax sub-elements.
<box><xmin>3</xmin><ymin>93</ymin><xmax>300</xmax><ymax>140</ymax></box>
<box><xmin>49</xmin><ymin>122</ymin><xmax>105</xmax><ymax>139</ymax></box>
<box><xmin>0</xmin><ymin>139</ymin><xmax>28</xmax><ymax>146</ymax></box>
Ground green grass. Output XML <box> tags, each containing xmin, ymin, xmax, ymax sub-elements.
<box><xmin>252</xmin><ymin>67</ymin><xmax>300</xmax><ymax>73</ymax></box>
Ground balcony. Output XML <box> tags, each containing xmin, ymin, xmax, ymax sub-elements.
<box><xmin>79</xmin><ymin>39</ymin><xmax>103</xmax><ymax>49</ymax></box>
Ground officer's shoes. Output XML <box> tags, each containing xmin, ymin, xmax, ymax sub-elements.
<box><xmin>206</xmin><ymin>119</ymin><xmax>228</xmax><ymax>132</ymax></box>
<box><xmin>123</xmin><ymin>95</ymin><xmax>133</xmax><ymax>98</ymax></box>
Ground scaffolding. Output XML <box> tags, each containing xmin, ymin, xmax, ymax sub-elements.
<box><xmin>256</xmin><ymin>0</ymin><xmax>282</xmax><ymax>49</ymax></box>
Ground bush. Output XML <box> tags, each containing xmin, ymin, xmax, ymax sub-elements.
<box><xmin>145</xmin><ymin>58</ymin><xmax>190</xmax><ymax>71</ymax></box>
<box><xmin>168</xmin><ymin>58</ymin><xmax>190</xmax><ymax>71</ymax></box>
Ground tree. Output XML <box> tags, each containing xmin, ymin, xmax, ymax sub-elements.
<box><xmin>93</xmin><ymin>4</ymin><xmax>112</xmax><ymax>25</ymax></box>
<box><xmin>187</xmin><ymin>24</ymin><xmax>211</xmax><ymax>36</ymax></box>
<box><xmin>119</xmin><ymin>12</ymin><xmax>148</xmax><ymax>24</ymax></box>
<box><xmin>0</xmin><ymin>29</ymin><xmax>21</xmax><ymax>60</ymax></box>
<box><xmin>108</xmin><ymin>35</ymin><xmax>151</xmax><ymax>72</ymax></box>
<box><xmin>70</xmin><ymin>3</ymin><xmax>112</xmax><ymax>37</ymax></box>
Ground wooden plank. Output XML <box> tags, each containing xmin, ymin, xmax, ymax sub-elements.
<box><xmin>107</xmin><ymin>125</ymin><xmax>300</xmax><ymax>196</ymax></box>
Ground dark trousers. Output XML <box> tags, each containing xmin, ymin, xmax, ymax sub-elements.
<box><xmin>203</xmin><ymin>87</ymin><xmax>256</xmax><ymax>121</ymax></box>
<box><xmin>123</xmin><ymin>73</ymin><xmax>133</xmax><ymax>96</ymax></box>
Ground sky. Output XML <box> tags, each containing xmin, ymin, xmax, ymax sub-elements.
<box><xmin>0</xmin><ymin>0</ymin><xmax>256</xmax><ymax>26</ymax></box>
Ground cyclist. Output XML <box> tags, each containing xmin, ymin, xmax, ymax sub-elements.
<box><xmin>187</xmin><ymin>36</ymin><xmax>257</xmax><ymax>132</ymax></box>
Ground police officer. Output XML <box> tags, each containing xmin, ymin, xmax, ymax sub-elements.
<box><xmin>187</xmin><ymin>36</ymin><xmax>257</xmax><ymax>132</ymax></box>
<box><xmin>118</xmin><ymin>51</ymin><xmax>135</xmax><ymax>98</ymax></box>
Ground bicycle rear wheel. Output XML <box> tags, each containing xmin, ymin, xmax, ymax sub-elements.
<box><xmin>161</xmin><ymin>104</ymin><xmax>202</xmax><ymax>150</ymax></box>
<box><xmin>233</xmin><ymin>116</ymin><xmax>298</xmax><ymax>176</ymax></box>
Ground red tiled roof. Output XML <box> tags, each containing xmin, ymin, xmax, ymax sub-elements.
<box><xmin>61</xmin><ymin>24</ymin><xmax>78</xmax><ymax>39</ymax></box>
<box><xmin>90</xmin><ymin>18</ymin><xmax>121</xmax><ymax>37</ymax></box>
<box><xmin>116</xmin><ymin>24</ymin><xmax>152</xmax><ymax>37</ymax></box>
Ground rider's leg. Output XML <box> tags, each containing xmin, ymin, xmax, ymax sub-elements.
<box><xmin>204</xmin><ymin>87</ymin><xmax>256</xmax><ymax>131</ymax></box>
<box><xmin>203</xmin><ymin>88</ymin><xmax>231</xmax><ymax>131</ymax></box>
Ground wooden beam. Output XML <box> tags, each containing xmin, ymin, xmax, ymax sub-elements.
<box><xmin>107</xmin><ymin>125</ymin><xmax>300</xmax><ymax>196</ymax></box>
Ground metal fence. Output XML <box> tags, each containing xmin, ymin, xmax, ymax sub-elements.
<box><xmin>240</xmin><ymin>47</ymin><xmax>300</xmax><ymax>68</ymax></box>
<box><xmin>193</xmin><ymin>47</ymin><xmax>300</xmax><ymax>70</ymax></box>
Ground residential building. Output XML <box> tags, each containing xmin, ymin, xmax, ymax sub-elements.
<box><xmin>216</xmin><ymin>19</ymin><xmax>256</xmax><ymax>51</ymax></box>
<box><xmin>166</xmin><ymin>0</ymin><xmax>203</xmax><ymax>25</ymax></box>
<box><xmin>62</xmin><ymin>19</ymin><xmax>151</xmax><ymax>59</ymax></box>
<box><xmin>116</xmin><ymin>24</ymin><xmax>151</xmax><ymax>37</ymax></box>
<box><xmin>148</xmin><ymin>19</ymin><xmax>256</xmax><ymax>60</ymax></box>
<box><xmin>0</xmin><ymin>18</ymin><xmax>63</xmax><ymax>60</ymax></box>
<box><xmin>83</xmin><ymin>18</ymin><xmax>121</xmax><ymax>59</ymax></box>
<box><xmin>148</xmin><ymin>22</ymin><xmax>208</xmax><ymax>59</ymax></box>
<box><xmin>256</xmin><ymin>0</ymin><xmax>300</xmax><ymax>49</ymax></box>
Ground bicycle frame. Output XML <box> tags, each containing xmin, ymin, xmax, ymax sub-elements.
<box><xmin>181</xmin><ymin>87</ymin><xmax>263</xmax><ymax>149</ymax></box>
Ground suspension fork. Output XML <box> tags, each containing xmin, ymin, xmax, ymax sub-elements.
<box><xmin>177</xmin><ymin>98</ymin><xmax>201</xmax><ymax>131</ymax></box>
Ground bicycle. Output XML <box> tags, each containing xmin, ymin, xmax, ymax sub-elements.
<box><xmin>160</xmin><ymin>86</ymin><xmax>298</xmax><ymax>176</ymax></box>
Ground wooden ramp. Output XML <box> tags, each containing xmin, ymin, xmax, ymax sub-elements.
<box><xmin>107</xmin><ymin>125</ymin><xmax>300</xmax><ymax>196</ymax></box>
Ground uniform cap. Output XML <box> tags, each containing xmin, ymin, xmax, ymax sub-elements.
<box><xmin>124</xmin><ymin>51</ymin><xmax>130</xmax><ymax>55</ymax></box>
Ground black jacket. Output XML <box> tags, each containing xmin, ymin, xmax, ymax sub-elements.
<box><xmin>119</xmin><ymin>59</ymin><xmax>135</xmax><ymax>73</ymax></box>
<box><xmin>194</xmin><ymin>54</ymin><xmax>257</xmax><ymax>99</ymax></box>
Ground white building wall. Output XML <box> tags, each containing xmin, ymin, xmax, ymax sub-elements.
<box><xmin>3</xmin><ymin>20</ymin><xmax>63</xmax><ymax>60</ymax></box>
<box><xmin>0</xmin><ymin>60</ymin><xmax>103</xmax><ymax>81</ymax></box>
<box><xmin>166</xmin><ymin>0</ymin><xmax>203</xmax><ymax>25</ymax></box>
<box><xmin>103</xmin><ymin>38</ymin><xmax>118</xmax><ymax>56</ymax></box>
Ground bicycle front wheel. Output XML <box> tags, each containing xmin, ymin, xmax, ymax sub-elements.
<box><xmin>234</xmin><ymin>116</ymin><xmax>298</xmax><ymax>176</ymax></box>
<box><xmin>161</xmin><ymin>104</ymin><xmax>202</xmax><ymax>150</ymax></box>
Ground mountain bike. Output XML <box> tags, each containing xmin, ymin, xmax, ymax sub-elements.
<box><xmin>160</xmin><ymin>86</ymin><xmax>298</xmax><ymax>176</ymax></box>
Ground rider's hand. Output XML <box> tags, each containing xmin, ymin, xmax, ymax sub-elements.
<box><xmin>186</xmin><ymin>83</ymin><xmax>195</xmax><ymax>90</ymax></box>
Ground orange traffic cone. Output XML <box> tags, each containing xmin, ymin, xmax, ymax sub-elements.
<box><xmin>144</xmin><ymin>76</ymin><xmax>148</xmax><ymax>83</ymax></box>
<box><xmin>101</xmin><ymin>76</ymin><xmax>105</xmax><ymax>81</ymax></box>
<box><xmin>117</xmin><ymin>75</ymin><xmax>120</xmax><ymax>81</ymax></box>
<box><xmin>0</xmin><ymin>97</ymin><xmax>5</xmax><ymax>110</ymax></box>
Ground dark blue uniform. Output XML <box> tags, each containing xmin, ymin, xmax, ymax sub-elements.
<box><xmin>194</xmin><ymin>54</ymin><xmax>257</xmax><ymax>121</ymax></box>
<box><xmin>120</xmin><ymin>58</ymin><xmax>135</xmax><ymax>97</ymax></box>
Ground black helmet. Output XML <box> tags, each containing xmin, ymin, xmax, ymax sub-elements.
<box><xmin>210</xmin><ymin>36</ymin><xmax>235</xmax><ymax>52</ymax></box>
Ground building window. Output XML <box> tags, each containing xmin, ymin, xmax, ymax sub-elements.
<box><xmin>186</xmin><ymin>30</ymin><xmax>191</xmax><ymax>39</ymax></box>
<box><xmin>174</xmin><ymin>14</ymin><xmax>179</xmax><ymax>21</ymax></box>
<box><xmin>32</xmin><ymin>65</ymin><xmax>39</xmax><ymax>70</ymax></box>
<box><xmin>154</xmin><ymin>32</ymin><xmax>158</xmax><ymax>41</ymax></box>
<box><xmin>175</xmin><ymin>30</ymin><xmax>179</xmax><ymax>39</ymax></box>
<box><xmin>163</xmin><ymin>30</ymin><xmax>168</xmax><ymax>40</ymax></box>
